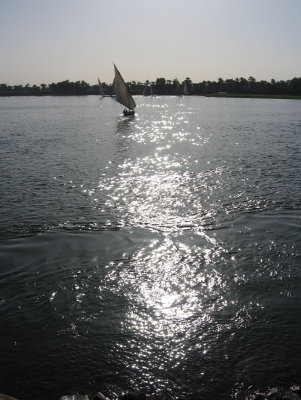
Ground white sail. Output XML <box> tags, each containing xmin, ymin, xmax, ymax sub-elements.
<box><xmin>113</xmin><ymin>64</ymin><xmax>136</xmax><ymax>110</ymax></box>
<box><xmin>97</xmin><ymin>77</ymin><xmax>106</xmax><ymax>96</ymax></box>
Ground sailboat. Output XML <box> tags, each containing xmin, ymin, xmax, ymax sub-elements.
<box><xmin>183</xmin><ymin>81</ymin><xmax>189</xmax><ymax>96</ymax></box>
<box><xmin>98</xmin><ymin>77</ymin><xmax>112</xmax><ymax>97</ymax></box>
<box><xmin>143</xmin><ymin>83</ymin><xmax>154</xmax><ymax>96</ymax></box>
<box><xmin>113</xmin><ymin>64</ymin><xmax>136</xmax><ymax>116</ymax></box>
<box><xmin>175</xmin><ymin>78</ymin><xmax>183</xmax><ymax>96</ymax></box>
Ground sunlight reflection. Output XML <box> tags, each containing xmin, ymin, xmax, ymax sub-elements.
<box><xmin>97</xmin><ymin>155</ymin><xmax>223</xmax><ymax>233</ymax></box>
<box><xmin>94</xmin><ymin>226</ymin><xmax>238</xmax><ymax>386</ymax></box>
<box><xmin>104</xmin><ymin>231</ymin><xmax>229</xmax><ymax>343</ymax></box>
<box><xmin>74</xmin><ymin>99</ymin><xmax>266</xmax><ymax>380</ymax></box>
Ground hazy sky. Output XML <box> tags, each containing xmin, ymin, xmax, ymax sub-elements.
<box><xmin>1</xmin><ymin>0</ymin><xmax>301</xmax><ymax>86</ymax></box>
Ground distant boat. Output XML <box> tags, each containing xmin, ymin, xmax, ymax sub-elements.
<box><xmin>98</xmin><ymin>77</ymin><xmax>112</xmax><ymax>97</ymax></box>
<box><xmin>113</xmin><ymin>64</ymin><xmax>136</xmax><ymax>116</ymax></box>
<box><xmin>183</xmin><ymin>81</ymin><xmax>189</xmax><ymax>96</ymax></box>
<box><xmin>175</xmin><ymin>78</ymin><xmax>183</xmax><ymax>96</ymax></box>
<box><xmin>143</xmin><ymin>83</ymin><xmax>155</xmax><ymax>97</ymax></box>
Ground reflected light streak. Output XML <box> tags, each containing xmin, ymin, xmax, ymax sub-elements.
<box><xmin>96</xmin><ymin>153</ymin><xmax>224</xmax><ymax>233</ymax></box>
<box><xmin>75</xmin><ymin>103</ymin><xmax>265</xmax><ymax>383</ymax></box>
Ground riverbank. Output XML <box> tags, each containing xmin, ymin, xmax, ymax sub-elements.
<box><xmin>1</xmin><ymin>76</ymin><xmax>301</xmax><ymax>97</ymax></box>
<box><xmin>0</xmin><ymin>93</ymin><xmax>301</xmax><ymax>99</ymax></box>
<box><xmin>2</xmin><ymin>385</ymin><xmax>301</xmax><ymax>400</ymax></box>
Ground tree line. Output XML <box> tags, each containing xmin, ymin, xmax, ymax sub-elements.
<box><xmin>1</xmin><ymin>76</ymin><xmax>301</xmax><ymax>96</ymax></box>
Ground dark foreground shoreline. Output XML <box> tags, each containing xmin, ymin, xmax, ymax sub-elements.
<box><xmin>2</xmin><ymin>384</ymin><xmax>301</xmax><ymax>400</ymax></box>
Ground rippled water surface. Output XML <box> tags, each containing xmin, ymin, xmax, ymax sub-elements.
<box><xmin>1</xmin><ymin>96</ymin><xmax>301</xmax><ymax>399</ymax></box>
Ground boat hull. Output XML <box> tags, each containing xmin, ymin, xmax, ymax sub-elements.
<box><xmin>123</xmin><ymin>109</ymin><xmax>135</xmax><ymax>116</ymax></box>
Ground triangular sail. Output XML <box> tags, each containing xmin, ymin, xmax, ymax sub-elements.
<box><xmin>143</xmin><ymin>83</ymin><xmax>153</xmax><ymax>96</ymax></box>
<box><xmin>98</xmin><ymin>77</ymin><xmax>106</xmax><ymax>96</ymax></box>
<box><xmin>175</xmin><ymin>78</ymin><xmax>183</xmax><ymax>96</ymax></box>
<box><xmin>113</xmin><ymin>64</ymin><xmax>136</xmax><ymax>110</ymax></box>
<box><xmin>111</xmin><ymin>77</ymin><xmax>116</xmax><ymax>95</ymax></box>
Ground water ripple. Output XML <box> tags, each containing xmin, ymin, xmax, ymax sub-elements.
<box><xmin>1</xmin><ymin>96</ymin><xmax>301</xmax><ymax>399</ymax></box>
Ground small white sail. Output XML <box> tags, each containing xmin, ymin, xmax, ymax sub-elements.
<box><xmin>113</xmin><ymin>64</ymin><xmax>136</xmax><ymax>111</ymax></box>
<box><xmin>97</xmin><ymin>77</ymin><xmax>106</xmax><ymax>96</ymax></box>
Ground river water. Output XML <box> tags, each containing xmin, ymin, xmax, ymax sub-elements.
<box><xmin>0</xmin><ymin>95</ymin><xmax>301</xmax><ymax>400</ymax></box>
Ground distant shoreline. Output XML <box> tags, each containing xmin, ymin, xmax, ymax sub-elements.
<box><xmin>0</xmin><ymin>93</ymin><xmax>301</xmax><ymax>100</ymax></box>
<box><xmin>1</xmin><ymin>77</ymin><xmax>301</xmax><ymax>97</ymax></box>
